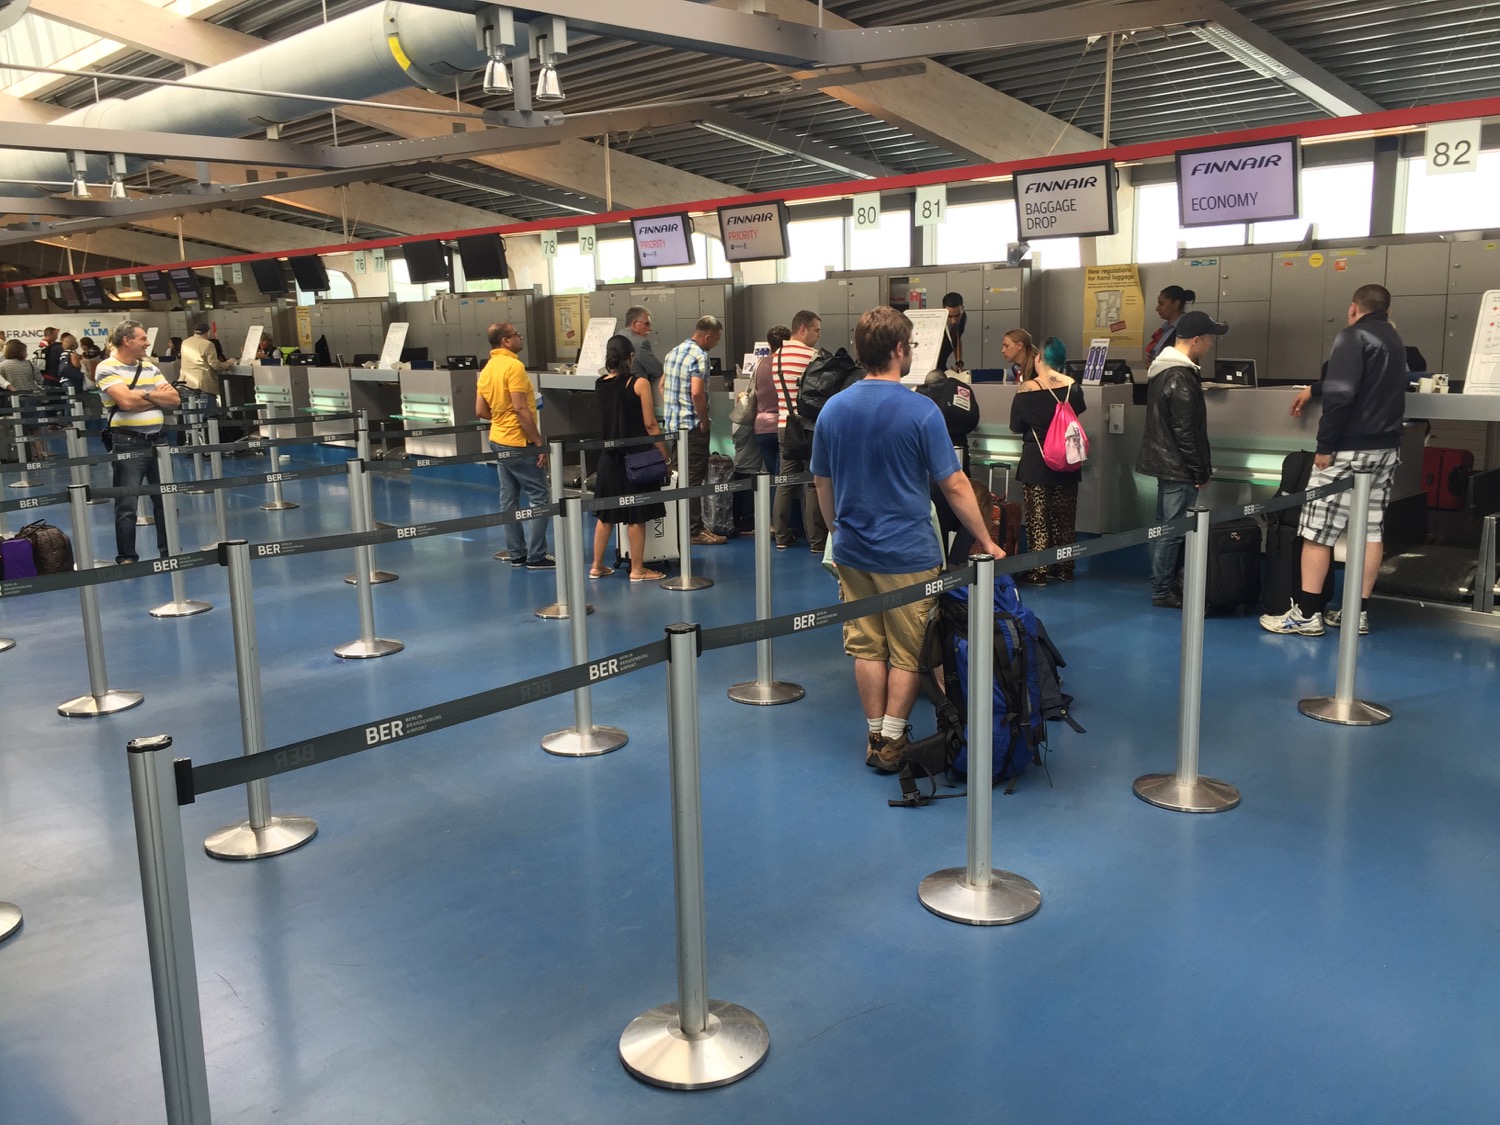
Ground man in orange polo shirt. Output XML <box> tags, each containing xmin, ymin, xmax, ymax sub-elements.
<box><xmin>476</xmin><ymin>322</ymin><xmax>552</xmax><ymax>568</ymax></box>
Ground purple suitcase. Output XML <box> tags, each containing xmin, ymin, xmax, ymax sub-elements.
<box><xmin>1</xmin><ymin>536</ymin><xmax>38</xmax><ymax>580</ymax></box>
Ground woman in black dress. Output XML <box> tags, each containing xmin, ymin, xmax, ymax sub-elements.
<box><xmin>1009</xmin><ymin>336</ymin><xmax>1086</xmax><ymax>585</ymax></box>
<box><xmin>589</xmin><ymin>334</ymin><xmax>669</xmax><ymax>581</ymax></box>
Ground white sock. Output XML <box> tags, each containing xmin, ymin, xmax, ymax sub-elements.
<box><xmin>867</xmin><ymin>717</ymin><xmax>883</xmax><ymax>736</ymax></box>
<box><xmin>880</xmin><ymin>715</ymin><xmax>908</xmax><ymax>740</ymax></box>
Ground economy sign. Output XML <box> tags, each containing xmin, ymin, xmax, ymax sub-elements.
<box><xmin>1013</xmin><ymin>160</ymin><xmax>1116</xmax><ymax>240</ymax></box>
<box><xmin>718</xmin><ymin>200</ymin><xmax>789</xmax><ymax>262</ymax></box>
<box><xmin>1176</xmin><ymin>137</ymin><xmax>1299</xmax><ymax>227</ymax></box>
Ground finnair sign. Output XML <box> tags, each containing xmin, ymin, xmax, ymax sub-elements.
<box><xmin>717</xmin><ymin>200</ymin><xmax>789</xmax><ymax>263</ymax></box>
<box><xmin>1176</xmin><ymin>137</ymin><xmax>1299</xmax><ymax>227</ymax></box>
<box><xmin>1013</xmin><ymin>161</ymin><xmax>1116</xmax><ymax>240</ymax></box>
<box><xmin>631</xmin><ymin>213</ymin><xmax>694</xmax><ymax>269</ymax></box>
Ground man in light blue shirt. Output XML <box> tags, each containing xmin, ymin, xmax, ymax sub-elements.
<box><xmin>813</xmin><ymin>306</ymin><xmax>1004</xmax><ymax>773</ymax></box>
<box><xmin>662</xmin><ymin>315</ymin><xmax>723</xmax><ymax>544</ymax></box>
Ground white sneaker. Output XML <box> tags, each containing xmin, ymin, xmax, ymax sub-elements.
<box><xmin>1259</xmin><ymin>606</ymin><xmax>1324</xmax><ymax>635</ymax></box>
<box><xmin>1323</xmin><ymin>608</ymin><xmax>1370</xmax><ymax>635</ymax></box>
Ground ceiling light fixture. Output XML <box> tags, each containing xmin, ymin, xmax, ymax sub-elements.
<box><xmin>534</xmin><ymin>35</ymin><xmax>564</xmax><ymax>103</ymax></box>
<box><xmin>68</xmin><ymin>150</ymin><xmax>90</xmax><ymax>199</ymax></box>
<box><xmin>1187</xmin><ymin>24</ymin><xmax>1291</xmax><ymax>79</ymax></box>
<box><xmin>482</xmin><ymin>27</ymin><xmax>512</xmax><ymax>96</ymax></box>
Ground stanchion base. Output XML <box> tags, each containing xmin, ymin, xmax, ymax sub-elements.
<box><xmin>918</xmin><ymin>867</ymin><xmax>1042</xmax><ymax>926</ymax></box>
<box><xmin>58</xmin><ymin>689</ymin><xmax>145</xmax><ymax>718</ymax></box>
<box><xmin>541</xmin><ymin>725</ymin><xmax>628</xmax><ymax>757</ymax></box>
<box><xmin>135</xmin><ymin>514</ymin><xmax>155</xmax><ymax>525</ymax></box>
<box><xmin>619</xmin><ymin>1000</ymin><xmax>770</xmax><ymax>1090</ymax></box>
<box><xmin>0</xmin><ymin>901</ymin><xmax>20</xmax><ymax>942</ymax></box>
<box><xmin>1132</xmin><ymin>773</ymin><xmax>1242</xmax><ymax>813</ymax></box>
<box><xmin>7</xmin><ymin>479</ymin><xmax>40</xmax><ymax>489</ymax></box>
<box><xmin>534</xmin><ymin>602</ymin><xmax>595</xmax><ymax>619</ymax></box>
<box><xmin>0</xmin><ymin>637</ymin><xmax>14</xmax><ymax>654</ymax></box>
<box><xmin>1297</xmin><ymin>696</ymin><xmax>1393</xmax><ymax>726</ymax></box>
<box><xmin>333</xmin><ymin>637</ymin><xmax>404</xmax><ymax>659</ymax></box>
<box><xmin>344</xmin><ymin>570</ymin><xmax>398</xmax><ymax>585</ymax></box>
<box><xmin>149</xmin><ymin>599</ymin><xmax>213</xmax><ymax>618</ymax></box>
<box><xmin>204</xmin><ymin>815</ymin><xmax>318</xmax><ymax>860</ymax></box>
<box><xmin>260</xmin><ymin>501</ymin><xmax>299</xmax><ymax>511</ymax></box>
<box><xmin>727</xmin><ymin>680</ymin><xmax>805</xmax><ymax>706</ymax></box>
<box><xmin>660</xmin><ymin>575</ymin><xmax>714</xmax><ymax>591</ymax></box>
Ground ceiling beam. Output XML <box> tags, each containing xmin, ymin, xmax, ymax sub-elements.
<box><xmin>36</xmin><ymin>227</ymin><xmax>231</xmax><ymax>267</ymax></box>
<box><xmin>696</xmin><ymin>108</ymin><xmax>893</xmax><ymax>180</ymax></box>
<box><xmin>404</xmin><ymin>163</ymin><xmax>609</xmax><ymax>214</ymax></box>
<box><xmin>27</xmin><ymin>0</ymin><xmax>259</xmax><ymax>69</ymax></box>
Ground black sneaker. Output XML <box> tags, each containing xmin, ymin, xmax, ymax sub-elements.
<box><xmin>1151</xmin><ymin>591</ymin><xmax>1183</xmax><ymax>609</ymax></box>
<box><xmin>525</xmin><ymin>555</ymin><xmax>556</xmax><ymax>570</ymax></box>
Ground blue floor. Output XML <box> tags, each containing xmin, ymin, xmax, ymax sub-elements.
<box><xmin>2</xmin><ymin>452</ymin><xmax>1499</xmax><ymax>1124</ymax></box>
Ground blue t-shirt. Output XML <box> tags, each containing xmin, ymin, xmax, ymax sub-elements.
<box><xmin>809</xmin><ymin>379</ymin><xmax>958</xmax><ymax>574</ymax></box>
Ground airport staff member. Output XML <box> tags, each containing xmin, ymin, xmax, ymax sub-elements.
<box><xmin>936</xmin><ymin>292</ymin><xmax>966</xmax><ymax>372</ymax></box>
<box><xmin>476</xmin><ymin>322</ymin><xmax>552</xmax><ymax>569</ymax></box>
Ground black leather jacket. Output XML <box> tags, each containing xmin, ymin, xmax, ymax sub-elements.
<box><xmin>1135</xmin><ymin>362</ymin><xmax>1211</xmax><ymax>485</ymax></box>
<box><xmin>1317</xmin><ymin>312</ymin><xmax>1406</xmax><ymax>454</ymax></box>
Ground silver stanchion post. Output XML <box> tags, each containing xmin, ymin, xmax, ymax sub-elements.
<box><xmin>59</xmin><ymin>483</ymin><xmax>145</xmax><ymax>717</ymax></box>
<box><xmin>205</xmin><ymin>540</ymin><xmax>318</xmax><ymax>858</ymax></box>
<box><xmin>661</xmin><ymin>429</ymin><xmax>712</xmax><ymax>592</ymax></box>
<box><xmin>535</xmin><ymin>439</ymin><xmax>591</xmax><ymax>619</ymax></box>
<box><xmin>619</xmin><ymin>622</ymin><xmax>769</xmax><ymax>1089</ymax></box>
<box><xmin>149</xmin><ymin>447</ymin><xmax>212</xmax><ymax>619</ymax></box>
<box><xmin>345</xmin><ymin>413</ymin><xmax>396</xmax><ymax>585</ymax></box>
<box><xmin>1134</xmin><ymin>507</ymin><xmax>1242</xmax><ymax>811</ymax></box>
<box><xmin>541</xmin><ymin>497</ymin><xmax>628</xmax><ymax>757</ymax></box>
<box><xmin>186</xmin><ymin>395</ymin><xmax>207</xmax><ymax>491</ymax></box>
<box><xmin>6</xmin><ymin>418</ymin><xmax>39</xmax><ymax>488</ymax></box>
<box><xmin>126</xmin><ymin>734</ymin><xmax>213</xmax><ymax>1124</ymax></box>
<box><xmin>260</xmin><ymin>404</ymin><xmax>297</xmax><ymax>511</ymax></box>
<box><xmin>919</xmin><ymin>556</ymin><xmax>1043</xmax><ymax>924</ymax></box>
<box><xmin>1299</xmin><ymin>469</ymin><xmax>1391</xmax><ymax>726</ymax></box>
<box><xmin>334</xmin><ymin>459</ymin><xmax>403</xmax><ymax>659</ymax></box>
<box><xmin>728</xmin><ymin>473</ymin><xmax>804</xmax><ymax>705</ymax></box>
<box><xmin>201</xmin><ymin>415</ymin><xmax>229</xmax><ymax>549</ymax></box>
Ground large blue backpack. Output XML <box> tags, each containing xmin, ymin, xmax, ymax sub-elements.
<box><xmin>897</xmin><ymin>575</ymin><xmax>1080</xmax><ymax>805</ymax></box>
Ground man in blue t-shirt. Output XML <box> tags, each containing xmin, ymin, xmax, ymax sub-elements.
<box><xmin>812</xmin><ymin>306</ymin><xmax>1005</xmax><ymax>773</ymax></box>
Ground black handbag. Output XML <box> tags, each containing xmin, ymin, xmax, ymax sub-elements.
<box><xmin>623</xmin><ymin>447</ymin><xmax>669</xmax><ymax>487</ymax></box>
<box><xmin>774</xmin><ymin>355</ymin><xmax>813</xmax><ymax>461</ymax></box>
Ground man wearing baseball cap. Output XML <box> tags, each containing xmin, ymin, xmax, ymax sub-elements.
<box><xmin>1134</xmin><ymin>309</ymin><xmax>1228</xmax><ymax>608</ymax></box>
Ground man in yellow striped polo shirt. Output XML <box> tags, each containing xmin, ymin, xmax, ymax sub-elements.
<box><xmin>96</xmin><ymin>320</ymin><xmax>179</xmax><ymax>564</ymax></box>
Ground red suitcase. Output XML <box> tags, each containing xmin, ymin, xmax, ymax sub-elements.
<box><xmin>1422</xmin><ymin>447</ymin><xmax>1473</xmax><ymax>511</ymax></box>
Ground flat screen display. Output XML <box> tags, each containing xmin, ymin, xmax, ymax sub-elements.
<box><xmin>1176</xmin><ymin>137</ymin><xmax>1299</xmax><ymax>227</ymax></box>
<box><xmin>631</xmin><ymin>213</ymin><xmax>694</xmax><ymax>270</ymax></box>
<box><xmin>140</xmin><ymin>269</ymin><xmax>171</xmax><ymax>302</ymax></box>
<box><xmin>11</xmin><ymin>285</ymin><xmax>30</xmax><ymax>311</ymax></box>
<box><xmin>249</xmin><ymin>258</ymin><xmax>287</xmax><ymax>294</ymax></box>
<box><xmin>77</xmin><ymin>276</ymin><xmax>107</xmax><ymax>307</ymax></box>
<box><xmin>402</xmin><ymin>240</ymin><xmax>450</xmax><ymax>285</ymax></box>
<box><xmin>55</xmin><ymin>279</ymin><xmax>81</xmax><ymax>308</ymax></box>
<box><xmin>168</xmin><ymin>267</ymin><xmax>200</xmax><ymax>301</ymax></box>
<box><xmin>456</xmin><ymin>234</ymin><xmax>508</xmax><ymax>281</ymax></box>
<box><xmin>288</xmin><ymin>255</ymin><xmax>330</xmax><ymax>292</ymax></box>
<box><xmin>717</xmin><ymin>201</ymin><xmax>789</xmax><ymax>262</ymax></box>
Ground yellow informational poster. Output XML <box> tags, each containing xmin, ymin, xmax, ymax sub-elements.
<box><xmin>552</xmin><ymin>294</ymin><xmax>585</xmax><ymax>358</ymax></box>
<box><xmin>1080</xmin><ymin>264</ymin><xmax>1145</xmax><ymax>356</ymax></box>
<box><xmin>296</xmin><ymin>306</ymin><xmax>313</xmax><ymax>350</ymax></box>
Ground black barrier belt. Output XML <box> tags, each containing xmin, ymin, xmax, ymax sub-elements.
<box><xmin>386</xmin><ymin>421</ymin><xmax>489</xmax><ymax>439</ymax></box>
<box><xmin>565</xmin><ymin>432</ymin><xmax>679</xmax><ymax>453</ymax></box>
<box><xmin>1</xmin><ymin>412</ymin><xmax>93</xmax><ymax>426</ymax></box>
<box><xmin>369</xmin><ymin>446</ymin><xmax>539</xmax><ymax>472</ymax></box>
<box><xmin>294</xmin><ymin>409</ymin><xmax>365</xmax><ymax>423</ymax></box>
<box><xmin>0</xmin><ymin>548</ymin><xmax>218</xmax><ymax>599</ymax></box>
<box><xmin>701</xmin><ymin>564</ymin><xmax>975</xmax><ymax>652</ymax></box>
<box><xmin>774</xmin><ymin>471</ymin><xmax>815</xmax><ymax>487</ymax></box>
<box><xmin>249</xmin><ymin>501</ymin><xmax>559</xmax><ymax>560</ymax></box>
<box><xmin>1208</xmin><ymin>476</ymin><xmax>1353</xmax><ymax>524</ymax></box>
<box><xmin>93</xmin><ymin>461</ymin><xmax>349</xmax><ymax>500</ymax></box>
<box><xmin>187</xmin><ymin>637</ymin><xmax>671</xmax><ymax>799</ymax></box>
<box><xmin>164</xmin><ymin>431</ymin><xmax>358</xmax><ymax>456</ymax></box>
<box><xmin>585</xmin><ymin>473</ymin><xmax>756</xmax><ymax>515</ymax></box>
<box><xmin>0</xmin><ymin>489</ymin><xmax>70</xmax><ymax>514</ymax></box>
<box><xmin>0</xmin><ymin>448</ymin><xmax>153</xmax><ymax>472</ymax></box>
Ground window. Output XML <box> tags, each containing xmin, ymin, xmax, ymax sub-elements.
<box><xmin>1135</xmin><ymin>181</ymin><xmax>1245</xmax><ymax>263</ymax></box>
<box><xmin>784</xmin><ymin>216</ymin><xmax>845</xmax><ymax>282</ymax></box>
<box><xmin>651</xmin><ymin>233</ymin><xmax>730</xmax><ymax>282</ymax></box>
<box><xmin>1403</xmin><ymin>151</ymin><xmax>1500</xmax><ymax>234</ymax></box>
<box><xmin>934</xmin><ymin>201</ymin><xmax>1019</xmax><ymax>265</ymax></box>
<box><xmin>550</xmin><ymin>239</ymin><xmax>596</xmax><ymax>294</ymax></box>
<box><xmin>1253</xmin><ymin>163</ymin><xmax>1373</xmax><ymax>243</ymax></box>
<box><xmin>1031</xmin><ymin>237</ymin><xmax>1082</xmax><ymax>270</ymax></box>
<box><xmin>389</xmin><ymin>257</ymin><xmax>432</xmax><ymax>304</ymax></box>
<box><xmin>597</xmin><ymin>238</ymin><xmax>637</xmax><ymax>286</ymax></box>
<box><xmin>850</xmin><ymin>209</ymin><xmax>910</xmax><ymax>271</ymax></box>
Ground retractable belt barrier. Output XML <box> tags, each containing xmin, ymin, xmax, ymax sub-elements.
<box><xmin>562</xmin><ymin>432</ymin><xmax>678</xmax><ymax>453</ymax></box>
<box><xmin>163</xmin><ymin>431</ymin><xmax>358</xmax><ymax>457</ymax></box>
<box><xmin>0</xmin><ymin>412</ymin><xmax>94</xmax><ymax>426</ymax></box>
<box><xmin>91</xmin><ymin>461</ymin><xmax>349</xmax><ymax>500</ymax></box>
<box><xmin>0</xmin><ymin>550</ymin><xmax>218</xmax><ymax>600</ymax></box>
<box><xmin>584</xmin><ymin>473</ymin><xmax>756</xmax><ymax>515</ymax></box>
<box><xmin>248</xmin><ymin>501</ymin><xmax>559</xmax><ymax>561</ymax></box>
<box><xmin>368</xmin><ymin>446</ymin><xmax>536</xmax><ymax>472</ymax></box>
<box><xmin>292</xmin><ymin>409</ymin><xmax>365</xmax><ymax>424</ymax></box>
<box><xmin>381</xmin><ymin>421</ymin><xmax>490</xmax><ymax>440</ymax></box>
<box><xmin>1</xmin><ymin>489</ymin><xmax>70</xmax><ymax>513</ymax></box>
<box><xmin>1</xmin><ymin>448</ymin><xmax>153</xmax><ymax>473</ymax></box>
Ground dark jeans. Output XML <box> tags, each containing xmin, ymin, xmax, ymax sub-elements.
<box><xmin>685</xmin><ymin>426</ymin><xmax>710</xmax><ymax>534</ymax></box>
<box><xmin>111</xmin><ymin>429</ymin><xmax>168</xmax><ymax>563</ymax></box>
<box><xmin>773</xmin><ymin>453</ymin><xmax>827</xmax><ymax>550</ymax></box>
<box><xmin>1149</xmin><ymin>480</ymin><xmax>1195</xmax><ymax>596</ymax></box>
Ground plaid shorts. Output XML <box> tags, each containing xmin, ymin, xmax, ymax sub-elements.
<box><xmin>1299</xmin><ymin>448</ymin><xmax>1400</xmax><ymax>546</ymax></box>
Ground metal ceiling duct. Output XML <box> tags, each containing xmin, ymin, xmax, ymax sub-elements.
<box><xmin>0</xmin><ymin>1</ymin><xmax>487</xmax><ymax>192</ymax></box>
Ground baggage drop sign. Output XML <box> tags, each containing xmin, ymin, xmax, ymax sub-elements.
<box><xmin>1014</xmin><ymin>160</ymin><xmax>1116</xmax><ymax>241</ymax></box>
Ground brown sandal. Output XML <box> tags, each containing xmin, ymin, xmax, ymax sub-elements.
<box><xmin>588</xmin><ymin>566</ymin><xmax>615</xmax><ymax>578</ymax></box>
<box><xmin>629</xmin><ymin>569</ymin><xmax>665</xmax><ymax>582</ymax></box>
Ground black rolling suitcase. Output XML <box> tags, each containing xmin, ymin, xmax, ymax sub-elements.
<box><xmin>1204</xmin><ymin>517</ymin><xmax>1262</xmax><ymax>611</ymax></box>
<box><xmin>1260</xmin><ymin>451</ymin><xmax>1333</xmax><ymax>615</ymax></box>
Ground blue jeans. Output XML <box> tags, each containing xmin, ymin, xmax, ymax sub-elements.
<box><xmin>111</xmin><ymin>429</ymin><xmax>169</xmax><ymax>563</ymax></box>
<box><xmin>1149</xmin><ymin>480</ymin><xmax>1196</xmax><ymax>597</ymax></box>
<box><xmin>494</xmin><ymin>442</ymin><xmax>550</xmax><ymax>562</ymax></box>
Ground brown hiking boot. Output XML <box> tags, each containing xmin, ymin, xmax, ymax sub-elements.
<box><xmin>869</xmin><ymin>729</ymin><xmax>909</xmax><ymax>774</ymax></box>
<box><xmin>866</xmin><ymin>733</ymin><xmax>887</xmax><ymax>769</ymax></box>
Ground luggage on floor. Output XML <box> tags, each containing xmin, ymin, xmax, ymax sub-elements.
<box><xmin>1422</xmin><ymin>447</ymin><xmax>1473</xmax><ymax>511</ymax></box>
<box><xmin>1204</xmin><ymin>517</ymin><xmax>1261</xmax><ymax>611</ymax></box>
<box><xmin>1261</xmin><ymin>450</ymin><xmax>1333</xmax><ymax>615</ymax></box>
<box><xmin>616</xmin><ymin>474</ymin><xmax>680</xmax><ymax>564</ymax></box>
<box><xmin>14</xmin><ymin>520</ymin><xmax>73</xmax><ymax>575</ymax></box>
<box><xmin>702</xmin><ymin>453</ymin><xmax>737</xmax><ymax>537</ymax></box>
<box><xmin>1</xmin><ymin>535</ymin><xmax>38</xmax><ymax>580</ymax></box>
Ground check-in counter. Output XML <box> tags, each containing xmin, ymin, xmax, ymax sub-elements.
<box><xmin>252</xmin><ymin>364</ymin><xmax>311</xmax><ymax>441</ymax></box>
<box><xmin>306</xmin><ymin>367</ymin><xmax>400</xmax><ymax>449</ymax></box>
<box><xmin>1404</xmin><ymin>389</ymin><xmax>1500</xmax><ymax>467</ymax></box>
<box><xmin>539</xmin><ymin>370</ymin><xmax>735</xmax><ymax>457</ymax></box>
<box><xmin>399</xmin><ymin>367</ymin><xmax>483</xmax><ymax>457</ymax></box>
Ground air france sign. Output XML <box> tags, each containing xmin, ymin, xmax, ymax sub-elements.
<box><xmin>1013</xmin><ymin>160</ymin><xmax>1117</xmax><ymax>240</ymax></box>
<box><xmin>717</xmin><ymin>200</ymin><xmax>789</xmax><ymax>263</ymax></box>
<box><xmin>1176</xmin><ymin>137</ymin><xmax>1299</xmax><ymax>227</ymax></box>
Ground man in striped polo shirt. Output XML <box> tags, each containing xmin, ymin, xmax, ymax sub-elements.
<box><xmin>96</xmin><ymin>320</ymin><xmax>178</xmax><ymax>564</ymax></box>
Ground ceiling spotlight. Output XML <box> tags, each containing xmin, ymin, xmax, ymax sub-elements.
<box><xmin>109</xmin><ymin>176</ymin><xmax>128</xmax><ymax>200</ymax></box>
<box><xmin>70</xmin><ymin>174</ymin><xmax>90</xmax><ymax>200</ymax></box>
<box><xmin>68</xmin><ymin>149</ymin><xmax>90</xmax><ymax>199</ymax></box>
<box><xmin>534</xmin><ymin>37</ymin><xmax>564</xmax><ymax>103</ymax></box>
<box><xmin>482</xmin><ymin>26</ymin><xmax>511</xmax><ymax>95</ymax></box>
